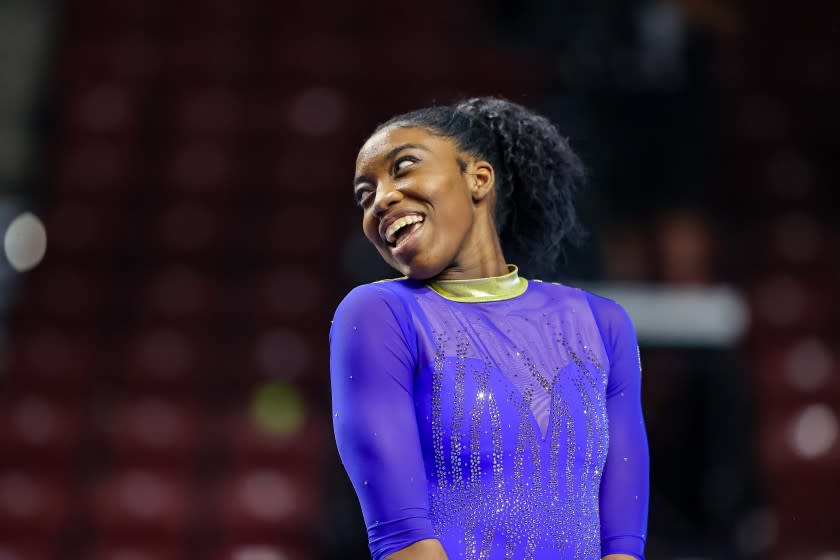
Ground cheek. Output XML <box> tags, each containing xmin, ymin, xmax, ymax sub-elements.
<box><xmin>361</xmin><ymin>214</ymin><xmax>379</xmax><ymax>244</ymax></box>
<box><xmin>432</xmin><ymin>186</ymin><xmax>473</xmax><ymax>232</ymax></box>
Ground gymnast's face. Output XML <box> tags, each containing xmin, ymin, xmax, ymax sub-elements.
<box><xmin>354</xmin><ymin>126</ymin><xmax>494</xmax><ymax>280</ymax></box>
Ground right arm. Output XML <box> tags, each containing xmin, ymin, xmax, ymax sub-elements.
<box><xmin>330</xmin><ymin>285</ymin><xmax>448</xmax><ymax>560</ymax></box>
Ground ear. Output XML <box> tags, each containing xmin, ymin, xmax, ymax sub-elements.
<box><xmin>468</xmin><ymin>160</ymin><xmax>495</xmax><ymax>203</ymax></box>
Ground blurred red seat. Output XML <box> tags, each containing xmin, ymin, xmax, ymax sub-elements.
<box><xmin>54</xmin><ymin>139</ymin><xmax>136</xmax><ymax>196</ymax></box>
<box><xmin>751</xmin><ymin>335</ymin><xmax>839</xmax><ymax>400</ymax></box>
<box><xmin>172</xmin><ymin>86</ymin><xmax>244</xmax><ymax>138</ymax></box>
<box><xmin>260</xmin><ymin>204</ymin><xmax>334</xmax><ymax>258</ymax></box>
<box><xmin>64</xmin><ymin>81</ymin><xmax>139</xmax><ymax>138</ymax></box>
<box><xmin>769</xmin><ymin>474</ymin><xmax>838</xmax><ymax>547</ymax></box>
<box><xmin>212</xmin><ymin>542</ymin><xmax>309</xmax><ymax>560</ymax></box>
<box><xmin>87</xmin><ymin>469</ymin><xmax>192</xmax><ymax>540</ymax></box>
<box><xmin>15</xmin><ymin>265</ymin><xmax>107</xmax><ymax>327</ymax></box>
<box><xmin>61</xmin><ymin>1</ymin><xmax>167</xmax><ymax>36</ymax></box>
<box><xmin>752</xmin><ymin>213</ymin><xmax>831</xmax><ymax>271</ymax></box>
<box><xmin>42</xmin><ymin>202</ymin><xmax>119</xmax><ymax>258</ymax></box>
<box><xmin>211</xmin><ymin>469</ymin><xmax>317</xmax><ymax>541</ymax></box>
<box><xmin>245</xmin><ymin>266</ymin><xmax>326</xmax><ymax>327</ymax></box>
<box><xmin>115</xmin><ymin>328</ymin><xmax>206</xmax><ymax>392</ymax></box>
<box><xmin>2</xmin><ymin>329</ymin><xmax>100</xmax><ymax>393</ymax></box>
<box><xmin>220</xmin><ymin>395</ymin><xmax>321</xmax><ymax>471</ymax></box>
<box><xmin>270</xmin><ymin>150</ymin><xmax>343</xmax><ymax>201</ymax></box>
<box><xmin>0</xmin><ymin>394</ymin><xmax>84</xmax><ymax>468</ymax></box>
<box><xmin>154</xmin><ymin>202</ymin><xmax>222</xmax><ymax>257</ymax></box>
<box><xmin>748</xmin><ymin>273</ymin><xmax>832</xmax><ymax>335</ymax></box>
<box><xmin>162</xmin><ymin>37</ymin><xmax>249</xmax><ymax>86</ymax></box>
<box><xmin>248</xmin><ymin>328</ymin><xmax>317</xmax><ymax>383</ymax></box>
<box><xmin>210</xmin><ymin>329</ymin><xmax>319</xmax><ymax>390</ymax></box>
<box><xmin>0</xmin><ymin>470</ymin><xmax>70</xmax><ymax>539</ymax></box>
<box><xmin>84</xmin><ymin>542</ymin><xmax>187</xmax><ymax>560</ymax></box>
<box><xmin>758</xmin><ymin>403</ymin><xmax>840</xmax><ymax>476</ymax></box>
<box><xmin>135</xmin><ymin>267</ymin><xmax>216</xmax><ymax>325</ymax></box>
<box><xmin>58</xmin><ymin>39</ymin><xmax>162</xmax><ymax>88</ymax></box>
<box><xmin>165</xmin><ymin>139</ymin><xmax>237</xmax><ymax>196</ymax></box>
<box><xmin>100</xmin><ymin>396</ymin><xmax>201</xmax><ymax>467</ymax></box>
<box><xmin>0</xmin><ymin>542</ymin><xmax>53</xmax><ymax>560</ymax></box>
<box><xmin>773</xmin><ymin>544</ymin><xmax>840</xmax><ymax>560</ymax></box>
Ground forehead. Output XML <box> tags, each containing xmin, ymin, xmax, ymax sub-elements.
<box><xmin>355</xmin><ymin>125</ymin><xmax>457</xmax><ymax>170</ymax></box>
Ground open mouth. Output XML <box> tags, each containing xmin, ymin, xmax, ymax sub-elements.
<box><xmin>391</xmin><ymin>221</ymin><xmax>424</xmax><ymax>250</ymax></box>
<box><xmin>385</xmin><ymin>214</ymin><xmax>425</xmax><ymax>248</ymax></box>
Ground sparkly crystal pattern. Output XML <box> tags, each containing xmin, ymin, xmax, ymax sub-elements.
<box><xmin>330</xmin><ymin>275</ymin><xmax>649</xmax><ymax>560</ymax></box>
<box><xmin>412</xmin><ymin>282</ymin><xmax>610</xmax><ymax>560</ymax></box>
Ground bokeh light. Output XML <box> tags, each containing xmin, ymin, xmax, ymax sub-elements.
<box><xmin>788</xmin><ymin>404</ymin><xmax>839</xmax><ymax>459</ymax></box>
<box><xmin>250</xmin><ymin>382</ymin><xmax>305</xmax><ymax>436</ymax></box>
<box><xmin>3</xmin><ymin>212</ymin><xmax>46</xmax><ymax>272</ymax></box>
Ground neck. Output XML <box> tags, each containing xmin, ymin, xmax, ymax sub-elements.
<box><xmin>435</xmin><ymin>218</ymin><xmax>508</xmax><ymax>281</ymax></box>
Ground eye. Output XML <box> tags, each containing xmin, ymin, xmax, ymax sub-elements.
<box><xmin>394</xmin><ymin>155</ymin><xmax>418</xmax><ymax>174</ymax></box>
<box><xmin>354</xmin><ymin>186</ymin><xmax>373</xmax><ymax>207</ymax></box>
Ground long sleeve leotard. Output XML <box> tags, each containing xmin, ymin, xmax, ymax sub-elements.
<box><xmin>330</xmin><ymin>266</ymin><xmax>649</xmax><ymax>560</ymax></box>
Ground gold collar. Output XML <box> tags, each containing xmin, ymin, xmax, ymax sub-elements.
<box><xmin>427</xmin><ymin>264</ymin><xmax>528</xmax><ymax>302</ymax></box>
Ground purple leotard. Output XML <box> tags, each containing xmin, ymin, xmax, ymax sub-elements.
<box><xmin>330</xmin><ymin>266</ymin><xmax>649</xmax><ymax>560</ymax></box>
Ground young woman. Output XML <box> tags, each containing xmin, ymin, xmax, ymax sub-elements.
<box><xmin>329</xmin><ymin>97</ymin><xmax>649</xmax><ymax>560</ymax></box>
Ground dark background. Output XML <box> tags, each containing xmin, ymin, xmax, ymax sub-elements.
<box><xmin>0</xmin><ymin>1</ymin><xmax>837</xmax><ymax>559</ymax></box>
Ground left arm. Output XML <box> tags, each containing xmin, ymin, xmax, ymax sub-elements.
<box><xmin>587</xmin><ymin>294</ymin><xmax>650</xmax><ymax>560</ymax></box>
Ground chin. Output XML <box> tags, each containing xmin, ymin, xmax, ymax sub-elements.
<box><xmin>387</xmin><ymin>253</ymin><xmax>444</xmax><ymax>281</ymax></box>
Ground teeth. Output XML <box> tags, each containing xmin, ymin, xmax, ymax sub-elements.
<box><xmin>385</xmin><ymin>215</ymin><xmax>424</xmax><ymax>244</ymax></box>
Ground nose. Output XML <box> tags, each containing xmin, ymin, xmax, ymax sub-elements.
<box><xmin>372</xmin><ymin>183</ymin><xmax>403</xmax><ymax>218</ymax></box>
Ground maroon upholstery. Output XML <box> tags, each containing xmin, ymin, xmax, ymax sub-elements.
<box><xmin>87</xmin><ymin>469</ymin><xmax>193</xmax><ymax>540</ymax></box>
<box><xmin>0</xmin><ymin>470</ymin><xmax>70</xmax><ymax>539</ymax></box>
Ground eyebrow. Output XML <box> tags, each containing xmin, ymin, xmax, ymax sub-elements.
<box><xmin>353</xmin><ymin>143</ymin><xmax>431</xmax><ymax>187</ymax></box>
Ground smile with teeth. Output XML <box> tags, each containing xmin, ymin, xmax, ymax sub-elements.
<box><xmin>385</xmin><ymin>214</ymin><xmax>425</xmax><ymax>245</ymax></box>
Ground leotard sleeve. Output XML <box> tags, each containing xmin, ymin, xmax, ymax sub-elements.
<box><xmin>586</xmin><ymin>293</ymin><xmax>650</xmax><ymax>560</ymax></box>
<box><xmin>329</xmin><ymin>284</ymin><xmax>436</xmax><ymax>560</ymax></box>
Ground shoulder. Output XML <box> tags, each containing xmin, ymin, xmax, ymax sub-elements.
<box><xmin>532</xmin><ymin>280</ymin><xmax>635</xmax><ymax>337</ymax></box>
<box><xmin>579</xmin><ymin>290</ymin><xmax>639</xmax><ymax>364</ymax></box>
<box><xmin>330</xmin><ymin>280</ymin><xmax>419</xmax><ymax>354</ymax></box>
<box><xmin>530</xmin><ymin>280</ymin><xmax>629</xmax><ymax>320</ymax></box>
<box><xmin>582</xmin><ymin>290</ymin><xmax>634</xmax><ymax>333</ymax></box>
<box><xmin>332</xmin><ymin>279</ymin><xmax>416</xmax><ymax>323</ymax></box>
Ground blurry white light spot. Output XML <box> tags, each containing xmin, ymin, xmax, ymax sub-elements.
<box><xmin>788</xmin><ymin>404</ymin><xmax>838</xmax><ymax>459</ymax></box>
<box><xmin>784</xmin><ymin>338</ymin><xmax>833</xmax><ymax>391</ymax></box>
<box><xmin>815</xmin><ymin>553</ymin><xmax>840</xmax><ymax>560</ymax></box>
<box><xmin>287</xmin><ymin>87</ymin><xmax>346</xmax><ymax>136</ymax></box>
<box><xmin>240</xmin><ymin>471</ymin><xmax>293</xmax><ymax>519</ymax></box>
<box><xmin>4</xmin><ymin>212</ymin><xmax>47</xmax><ymax>271</ymax></box>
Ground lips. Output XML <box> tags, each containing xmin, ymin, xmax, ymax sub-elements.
<box><xmin>379</xmin><ymin>210</ymin><xmax>426</xmax><ymax>246</ymax></box>
<box><xmin>390</xmin><ymin>218</ymin><xmax>425</xmax><ymax>258</ymax></box>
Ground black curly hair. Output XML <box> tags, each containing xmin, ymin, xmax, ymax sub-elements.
<box><xmin>372</xmin><ymin>96</ymin><xmax>587</xmax><ymax>277</ymax></box>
